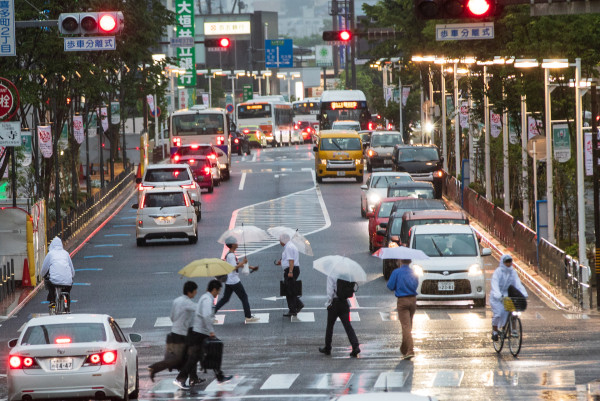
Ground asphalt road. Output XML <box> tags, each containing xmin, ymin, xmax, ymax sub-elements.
<box><xmin>2</xmin><ymin>144</ymin><xmax>600</xmax><ymax>401</ymax></box>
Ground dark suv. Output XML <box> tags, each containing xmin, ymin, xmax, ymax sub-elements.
<box><xmin>392</xmin><ymin>144</ymin><xmax>444</xmax><ymax>198</ymax></box>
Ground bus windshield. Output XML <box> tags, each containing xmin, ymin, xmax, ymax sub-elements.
<box><xmin>293</xmin><ymin>101</ymin><xmax>320</xmax><ymax>116</ymax></box>
<box><xmin>172</xmin><ymin>113</ymin><xmax>224</xmax><ymax>136</ymax></box>
<box><xmin>237</xmin><ymin>104</ymin><xmax>272</xmax><ymax>119</ymax></box>
<box><xmin>320</xmin><ymin>101</ymin><xmax>370</xmax><ymax>130</ymax></box>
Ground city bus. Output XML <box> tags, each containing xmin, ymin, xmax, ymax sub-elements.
<box><xmin>169</xmin><ymin>105</ymin><xmax>232</xmax><ymax>179</ymax></box>
<box><xmin>292</xmin><ymin>97</ymin><xmax>320</xmax><ymax>142</ymax></box>
<box><xmin>319</xmin><ymin>90</ymin><xmax>371</xmax><ymax>131</ymax></box>
<box><xmin>236</xmin><ymin>97</ymin><xmax>294</xmax><ymax>147</ymax></box>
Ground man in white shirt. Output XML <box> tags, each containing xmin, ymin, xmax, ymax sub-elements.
<box><xmin>214</xmin><ymin>237</ymin><xmax>259</xmax><ymax>323</ymax></box>
<box><xmin>148</xmin><ymin>281</ymin><xmax>199</xmax><ymax>382</ymax></box>
<box><xmin>275</xmin><ymin>233</ymin><xmax>304</xmax><ymax>317</ymax></box>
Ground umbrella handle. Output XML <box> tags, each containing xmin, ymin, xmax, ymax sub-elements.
<box><xmin>242</xmin><ymin>222</ymin><xmax>247</xmax><ymax>258</ymax></box>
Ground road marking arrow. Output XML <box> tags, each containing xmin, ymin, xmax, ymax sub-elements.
<box><xmin>263</xmin><ymin>296</ymin><xmax>286</xmax><ymax>301</ymax></box>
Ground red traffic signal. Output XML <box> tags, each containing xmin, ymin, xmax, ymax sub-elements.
<box><xmin>414</xmin><ymin>0</ymin><xmax>497</xmax><ymax>19</ymax></box>
<box><xmin>205</xmin><ymin>37</ymin><xmax>231</xmax><ymax>48</ymax></box>
<box><xmin>322</xmin><ymin>30</ymin><xmax>353</xmax><ymax>42</ymax></box>
<box><xmin>465</xmin><ymin>0</ymin><xmax>494</xmax><ymax>16</ymax></box>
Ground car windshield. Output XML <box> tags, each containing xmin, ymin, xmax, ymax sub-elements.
<box><xmin>371</xmin><ymin>175</ymin><xmax>413</xmax><ymax>188</ymax></box>
<box><xmin>144</xmin><ymin>192</ymin><xmax>186</xmax><ymax>208</ymax></box>
<box><xmin>332</xmin><ymin>123</ymin><xmax>360</xmax><ymax>130</ymax></box>
<box><xmin>413</xmin><ymin>233</ymin><xmax>478</xmax><ymax>257</ymax></box>
<box><xmin>21</xmin><ymin>323</ymin><xmax>107</xmax><ymax>345</ymax></box>
<box><xmin>378</xmin><ymin>201</ymin><xmax>395</xmax><ymax>218</ymax></box>
<box><xmin>371</xmin><ymin>134</ymin><xmax>403</xmax><ymax>147</ymax></box>
<box><xmin>387</xmin><ymin>187</ymin><xmax>435</xmax><ymax>199</ymax></box>
<box><xmin>144</xmin><ymin>168</ymin><xmax>190</xmax><ymax>182</ymax></box>
<box><xmin>176</xmin><ymin>146</ymin><xmax>213</xmax><ymax>156</ymax></box>
<box><xmin>397</xmin><ymin>147</ymin><xmax>439</xmax><ymax>162</ymax></box>
<box><xmin>320</xmin><ymin>137</ymin><xmax>361</xmax><ymax>151</ymax></box>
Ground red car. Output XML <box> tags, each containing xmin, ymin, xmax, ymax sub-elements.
<box><xmin>366</xmin><ymin>196</ymin><xmax>413</xmax><ymax>252</ymax></box>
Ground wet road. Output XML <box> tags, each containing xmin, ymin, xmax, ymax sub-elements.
<box><xmin>2</xmin><ymin>144</ymin><xmax>600</xmax><ymax>401</ymax></box>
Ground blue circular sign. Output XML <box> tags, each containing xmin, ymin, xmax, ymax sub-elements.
<box><xmin>226</xmin><ymin>104</ymin><xmax>234</xmax><ymax>113</ymax></box>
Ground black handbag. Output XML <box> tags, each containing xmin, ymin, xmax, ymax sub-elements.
<box><xmin>164</xmin><ymin>333</ymin><xmax>186</xmax><ymax>371</ymax></box>
<box><xmin>280</xmin><ymin>279</ymin><xmax>302</xmax><ymax>297</ymax></box>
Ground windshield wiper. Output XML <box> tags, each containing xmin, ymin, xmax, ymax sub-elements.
<box><xmin>331</xmin><ymin>141</ymin><xmax>342</xmax><ymax>150</ymax></box>
<box><xmin>431</xmin><ymin>238</ymin><xmax>443</xmax><ymax>256</ymax></box>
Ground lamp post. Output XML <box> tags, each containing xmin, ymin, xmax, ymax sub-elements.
<box><xmin>435</xmin><ymin>58</ymin><xmax>448</xmax><ymax>172</ymax></box>
<box><xmin>411</xmin><ymin>55</ymin><xmax>436</xmax><ymax>143</ymax></box>
<box><xmin>574</xmin><ymin>58</ymin><xmax>588</xmax><ymax>266</ymax></box>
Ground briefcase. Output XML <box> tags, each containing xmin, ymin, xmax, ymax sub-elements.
<box><xmin>202</xmin><ymin>337</ymin><xmax>223</xmax><ymax>371</ymax></box>
<box><xmin>280</xmin><ymin>279</ymin><xmax>302</xmax><ymax>297</ymax></box>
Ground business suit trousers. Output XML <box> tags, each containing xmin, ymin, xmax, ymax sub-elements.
<box><xmin>324</xmin><ymin>298</ymin><xmax>359</xmax><ymax>350</ymax></box>
<box><xmin>283</xmin><ymin>266</ymin><xmax>302</xmax><ymax>313</ymax></box>
<box><xmin>396</xmin><ymin>296</ymin><xmax>417</xmax><ymax>356</ymax></box>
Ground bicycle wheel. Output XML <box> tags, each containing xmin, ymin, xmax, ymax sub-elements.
<box><xmin>61</xmin><ymin>293</ymin><xmax>70</xmax><ymax>314</ymax></box>
<box><xmin>507</xmin><ymin>315</ymin><xmax>522</xmax><ymax>357</ymax></box>
<box><xmin>56</xmin><ymin>294</ymin><xmax>65</xmax><ymax>314</ymax></box>
<box><xmin>493</xmin><ymin>326</ymin><xmax>505</xmax><ymax>353</ymax></box>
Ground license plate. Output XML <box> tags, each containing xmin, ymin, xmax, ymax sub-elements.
<box><xmin>50</xmin><ymin>358</ymin><xmax>73</xmax><ymax>370</ymax></box>
<box><xmin>154</xmin><ymin>217</ymin><xmax>175</xmax><ymax>225</ymax></box>
<box><xmin>337</xmin><ymin>171</ymin><xmax>346</xmax><ymax>177</ymax></box>
<box><xmin>384</xmin><ymin>159</ymin><xmax>392</xmax><ymax>164</ymax></box>
<box><xmin>438</xmin><ymin>281</ymin><xmax>454</xmax><ymax>291</ymax></box>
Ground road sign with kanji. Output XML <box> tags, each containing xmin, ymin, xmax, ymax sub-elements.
<box><xmin>0</xmin><ymin>83</ymin><xmax>14</xmax><ymax>119</ymax></box>
<box><xmin>265</xmin><ymin>39</ymin><xmax>293</xmax><ymax>68</ymax></box>
<box><xmin>0</xmin><ymin>121</ymin><xmax>21</xmax><ymax>146</ymax></box>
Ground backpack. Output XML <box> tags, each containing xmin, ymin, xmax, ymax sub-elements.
<box><xmin>336</xmin><ymin>279</ymin><xmax>358</xmax><ymax>300</ymax></box>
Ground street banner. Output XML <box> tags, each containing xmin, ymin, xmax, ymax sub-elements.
<box><xmin>99</xmin><ymin>107</ymin><xmax>108</xmax><ymax>133</ymax></box>
<box><xmin>38</xmin><ymin>126</ymin><xmax>52</xmax><ymax>158</ymax></box>
<box><xmin>110</xmin><ymin>101</ymin><xmax>120</xmax><ymax>125</ymax></box>
<box><xmin>459</xmin><ymin>101</ymin><xmax>469</xmax><ymax>128</ymax></box>
<box><xmin>179</xmin><ymin>90</ymin><xmax>189</xmax><ymax>110</ymax></box>
<box><xmin>585</xmin><ymin>132</ymin><xmax>593</xmax><ymax>176</ymax></box>
<box><xmin>490</xmin><ymin>111</ymin><xmax>502</xmax><ymax>138</ymax></box>
<box><xmin>509</xmin><ymin>116</ymin><xmax>518</xmax><ymax>144</ymax></box>
<box><xmin>402</xmin><ymin>87</ymin><xmax>410</xmax><ymax>107</ymax></box>
<box><xmin>552</xmin><ymin>123</ymin><xmax>571</xmax><ymax>163</ymax></box>
<box><xmin>202</xmin><ymin>93</ymin><xmax>209</xmax><ymax>106</ymax></box>
<box><xmin>527</xmin><ymin>116</ymin><xmax>542</xmax><ymax>139</ymax></box>
<box><xmin>446</xmin><ymin>95</ymin><xmax>453</xmax><ymax>117</ymax></box>
<box><xmin>0</xmin><ymin>121</ymin><xmax>20</xmax><ymax>146</ymax></box>
<box><xmin>146</xmin><ymin>95</ymin><xmax>155</xmax><ymax>114</ymax></box>
<box><xmin>87</xmin><ymin>112</ymin><xmax>97</xmax><ymax>137</ymax></box>
<box><xmin>73</xmin><ymin>115</ymin><xmax>84</xmax><ymax>144</ymax></box>
<box><xmin>385</xmin><ymin>87</ymin><xmax>393</xmax><ymax>102</ymax></box>
<box><xmin>175</xmin><ymin>0</ymin><xmax>196</xmax><ymax>87</ymax></box>
<box><xmin>20</xmin><ymin>131</ymin><xmax>32</xmax><ymax>167</ymax></box>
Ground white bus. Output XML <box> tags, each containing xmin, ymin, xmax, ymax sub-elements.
<box><xmin>293</xmin><ymin>97</ymin><xmax>320</xmax><ymax>142</ymax></box>
<box><xmin>319</xmin><ymin>90</ymin><xmax>371</xmax><ymax>131</ymax></box>
<box><xmin>236</xmin><ymin>97</ymin><xmax>294</xmax><ymax>147</ymax></box>
<box><xmin>169</xmin><ymin>105</ymin><xmax>232</xmax><ymax>178</ymax></box>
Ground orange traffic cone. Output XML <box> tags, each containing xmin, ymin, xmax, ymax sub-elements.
<box><xmin>22</xmin><ymin>259</ymin><xmax>31</xmax><ymax>287</ymax></box>
<box><xmin>136</xmin><ymin>164</ymin><xmax>142</xmax><ymax>179</ymax></box>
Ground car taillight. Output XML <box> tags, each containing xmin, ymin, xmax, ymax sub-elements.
<box><xmin>89</xmin><ymin>354</ymin><xmax>101</xmax><ymax>364</ymax></box>
<box><xmin>85</xmin><ymin>351</ymin><xmax>117</xmax><ymax>366</ymax></box>
<box><xmin>173</xmin><ymin>137</ymin><xmax>181</xmax><ymax>147</ymax></box>
<box><xmin>434</xmin><ymin>170</ymin><xmax>444</xmax><ymax>178</ymax></box>
<box><xmin>9</xmin><ymin>355</ymin><xmax>38</xmax><ymax>369</ymax></box>
<box><xmin>181</xmin><ymin>183</ymin><xmax>196</xmax><ymax>189</ymax></box>
<box><xmin>243</xmin><ymin>129</ymin><xmax>249</xmax><ymax>134</ymax></box>
<box><xmin>208</xmin><ymin>153</ymin><xmax>217</xmax><ymax>160</ymax></box>
<box><xmin>184</xmin><ymin>194</ymin><xmax>190</xmax><ymax>207</ymax></box>
<box><xmin>138</xmin><ymin>219</ymin><xmax>143</xmax><ymax>227</ymax></box>
<box><xmin>9</xmin><ymin>355</ymin><xmax>21</xmax><ymax>369</ymax></box>
<box><xmin>138</xmin><ymin>184</ymin><xmax>154</xmax><ymax>191</ymax></box>
<box><xmin>217</xmin><ymin>135</ymin><xmax>225</xmax><ymax>145</ymax></box>
<box><xmin>294</xmin><ymin>124</ymin><xmax>298</xmax><ymax>130</ymax></box>
<box><xmin>188</xmin><ymin>218</ymin><xmax>193</xmax><ymax>225</ymax></box>
<box><xmin>204</xmin><ymin>166</ymin><xmax>211</xmax><ymax>175</ymax></box>
<box><xmin>307</xmin><ymin>127</ymin><xmax>312</xmax><ymax>133</ymax></box>
<box><xmin>255</xmin><ymin>131</ymin><xmax>261</xmax><ymax>139</ymax></box>
<box><xmin>234</xmin><ymin>138</ymin><xmax>239</xmax><ymax>144</ymax></box>
<box><xmin>188</xmin><ymin>159</ymin><xmax>195</xmax><ymax>164</ymax></box>
<box><xmin>190</xmin><ymin>144</ymin><xmax>199</xmax><ymax>149</ymax></box>
<box><xmin>368</xmin><ymin>122</ymin><xmax>374</xmax><ymax>130</ymax></box>
<box><xmin>23</xmin><ymin>357</ymin><xmax>35</xmax><ymax>368</ymax></box>
<box><xmin>173</xmin><ymin>154</ymin><xmax>180</xmax><ymax>162</ymax></box>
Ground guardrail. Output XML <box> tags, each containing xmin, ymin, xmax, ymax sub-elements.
<box><xmin>444</xmin><ymin>175</ymin><xmax>590</xmax><ymax>309</ymax></box>
<box><xmin>0</xmin><ymin>259</ymin><xmax>16</xmax><ymax>302</ymax></box>
<box><xmin>47</xmin><ymin>167</ymin><xmax>134</xmax><ymax>244</ymax></box>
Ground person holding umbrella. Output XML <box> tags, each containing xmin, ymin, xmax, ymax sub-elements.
<box><xmin>387</xmin><ymin>257</ymin><xmax>419</xmax><ymax>360</ymax></box>
<box><xmin>214</xmin><ymin>236</ymin><xmax>260</xmax><ymax>323</ymax></box>
<box><xmin>275</xmin><ymin>233</ymin><xmax>304</xmax><ymax>317</ymax></box>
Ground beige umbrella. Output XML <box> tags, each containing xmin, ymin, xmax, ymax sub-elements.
<box><xmin>179</xmin><ymin>258</ymin><xmax>235</xmax><ymax>278</ymax></box>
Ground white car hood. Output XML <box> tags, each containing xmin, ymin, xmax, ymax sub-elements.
<box><xmin>414</xmin><ymin>256</ymin><xmax>481</xmax><ymax>272</ymax></box>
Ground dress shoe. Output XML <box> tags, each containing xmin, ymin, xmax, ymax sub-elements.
<box><xmin>217</xmin><ymin>374</ymin><xmax>233</xmax><ymax>383</ymax></box>
<box><xmin>350</xmin><ymin>347</ymin><xmax>361</xmax><ymax>357</ymax></box>
<box><xmin>283</xmin><ymin>312</ymin><xmax>296</xmax><ymax>317</ymax></box>
<box><xmin>173</xmin><ymin>379</ymin><xmax>190</xmax><ymax>390</ymax></box>
<box><xmin>296</xmin><ymin>302</ymin><xmax>304</xmax><ymax>313</ymax></box>
<box><xmin>189</xmin><ymin>378</ymin><xmax>206</xmax><ymax>386</ymax></box>
<box><xmin>319</xmin><ymin>347</ymin><xmax>331</xmax><ymax>355</ymax></box>
<box><xmin>148</xmin><ymin>367</ymin><xmax>155</xmax><ymax>382</ymax></box>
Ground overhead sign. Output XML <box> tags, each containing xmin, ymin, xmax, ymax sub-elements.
<box><xmin>436</xmin><ymin>22</ymin><xmax>494</xmax><ymax>41</ymax></box>
<box><xmin>0</xmin><ymin>0</ymin><xmax>15</xmax><ymax>57</ymax></box>
<box><xmin>0</xmin><ymin>121</ymin><xmax>20</xmax><ymax>146</ymax></box>
<box><xmin>265</xmin><ymin>39</ymin><xmax>293</xmax><ymax>68</ymax></box>
<box><xmin>176</xmin><ymin>0</ymin><xmax>196</xmax><ymax>87</ymax></box>
<box><xmin>204</xmin><ymin>21</ymin><xmax>251</xmax><ymax>36</ymax></box>
<box><xmin>64</xmin><ymin>37</ymin><xmax>116</xmax><ymax>51</ymax></box>
<box><xmin>315</xmin><ymin>45</ymin><xmax>333</xmax><ymax>67</ymax></box>
<box><xmin>243</xmin><ymin>85</ymin><xmax>253</xmax><ymax>102</ymax></box>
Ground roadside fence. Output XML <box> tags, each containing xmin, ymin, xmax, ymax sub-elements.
<box><xmin>0</xmin><ymin>259</ymin><xmax>16</xmax><ymax>303</ymax></box>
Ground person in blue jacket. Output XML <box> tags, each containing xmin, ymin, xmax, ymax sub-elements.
<box><xmin>387</xmin><ymin>258</ymin><xmax>419</xmax><ymax>360</ymax></box>
<box><xmin>490</xmin><ymin>254</ymin><xmax>528</xmax><ymax>341</ymax></box>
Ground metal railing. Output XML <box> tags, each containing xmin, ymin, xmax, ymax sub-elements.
<box><xmin>47</xmin><ymin>167</ymin><xmax>134</xmax><ymax>244</ymax></box>
<box><xmin>0</xmin><ymin>259</ymin><xmax>16</xmax><ymax>302</ymax></box>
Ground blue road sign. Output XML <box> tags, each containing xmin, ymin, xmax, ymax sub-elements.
<box><xmin>226</xmin><ymin>104</ymin><xmax>234</xmax><ymax>113</ymax></box>
<box><xmin>265</xmin><ymin>39</ymin><xmax>293</xmax><ymax>68</ymax></box>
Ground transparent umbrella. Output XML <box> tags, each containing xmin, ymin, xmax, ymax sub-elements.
<box><xmin>313</xmin><ymin>255</ymin><xmax>367</xmax><ymax>283</ymax></box>
<box><xmin>372</xmin><ymin>246</ymin><xmax>430</xmax><ymax>260</ymax></box>
<box><xmin>267</xmin><ymin>226</ymin><xmax>313</xmax><ymax>256</ymax></box>
<box><xmin>217</xmin><ymin>223</ymin><xmax>270</xmax><ymax>256</ymax></box>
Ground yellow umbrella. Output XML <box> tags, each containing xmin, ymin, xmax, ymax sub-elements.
<box><xmin>179</xmin><ymin>258</ymin><xmax>234</xmax><ymax>278</ymax></box>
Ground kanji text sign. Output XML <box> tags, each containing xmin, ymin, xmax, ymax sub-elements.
<box><xmin>64</xmin><ymin>37</ymin><xmax>116</xmax><ymax>51</ymax></box>
<box><xmin>436</xmin><ymin>23</ymin><xmax>494</xmax><ymax>41</ymax></box>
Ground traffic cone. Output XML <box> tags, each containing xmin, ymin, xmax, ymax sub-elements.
<box><xmin>136</xmin><ymin>164</ymin><xmax>142</xmax><ymax>179</ymax></box>
<box><xmin>22</xmin><ymin>259</ymin><xmax>31</xmax><ymax>287</ymax></box>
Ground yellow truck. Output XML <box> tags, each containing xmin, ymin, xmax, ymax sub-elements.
<box><xmin>313</xmin><ymin>130</ymin><xmax>364</xmax><ymax>183</ymax></box>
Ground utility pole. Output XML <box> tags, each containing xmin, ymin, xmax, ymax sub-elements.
<box><xmin>332</xmin><ymin>0</ymin><xmax>339</xmax><ymax>77</ymax></box>
<box><xmin>349</xmin><ymin>0</ymin><xmax>356</xmax><ymax>90</ymax></box>
<box><xmin>592</xmin><ymin>84</ymin><xmax>600</xmax><ymax>309</ymax></box>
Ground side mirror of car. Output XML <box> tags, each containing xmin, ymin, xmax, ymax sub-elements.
<box><xmin>481</xmin><ymin>248</ymin><xmax>492</xmax><ymax>256</ymax></box>
<box><xmin>131</xmin><ymin>204</ymin><xmax>139</xmax><ymax>209</ymax></box>
<box><xmin>135</xmin><ymin>177</ymin><xmax>142</xmax><ymax>184</ymax></box>
<box><xmin>313</xmin><ymin>146</ymin><xmax>318</xmax><ymax>152</ymax></box>
<box><xmin>379</xmin><ymin>222</ymin><xmax>387</xmax><ymax>229</ymax></box>
<box><xmin>128</xmin><ymin>333</ymin><xmax>142</xmax><ymax>343</ymax></box>
<box><xmin>360</xmin><ymin>185</ymin><xmax>368</xmax><ymax>190</ymax></box>
<box><xmin>8</xmin><ymin>338</ymin><xmax>18</xmax><ymax>348</ymax></box>
<box><xmin>366</xmin><ymin>211</ymin><xmax>374</xmax><ymax>218</ymax></box>
<box><xmin>193</xmin><ymin>201</ymin><xmax>201</xmax><ymax>207</ymax></box>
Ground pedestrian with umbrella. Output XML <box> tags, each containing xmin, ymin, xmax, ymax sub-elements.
<box><xmin>214</xmin><ymin>236</ymin><xmax>260</xmax><ymax>323</ymax></box>
<box><xmin>273</xmin><ymin>232</ymin><xmax>304</xmax><ymax>317</ymax></box>
<box><xmin>374</xmin><ymin>246</ymin><xmax>429</xmax><ymax>360</ymax></box>
<box><xmin>313</xmin><ymin>255</ymin><xmax>365</xmax><ymax>357</ymax></box>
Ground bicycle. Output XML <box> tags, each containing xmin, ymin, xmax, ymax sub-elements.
<box><xmin>493</xmin><ymin>296</ymin><xmax>527</xmax><ymax>357</ymax></box>
<box><xmin>48</xmin><ymin>286</ymin><xmax>71</xmax><ymax>315</ymax></box>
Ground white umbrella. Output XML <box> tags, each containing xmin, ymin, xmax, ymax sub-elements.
<box><xmin>313</xmin><ymin>255</ymin><xmax>367</xmax><ymax>283</ymax></box>
<box><xmin>217</xmin><ymin>224</ymin><xmax>270</xmax><ymax>256</ymax></box>
<box><xmin>267</xmin><ymin>226</ymin><xmax>314</xmax><ymax>256</ymax></box>
<box><xmin>372</xmin><ymin>246</ymin><xmax>430</xmax><ymax>261</ymax></box>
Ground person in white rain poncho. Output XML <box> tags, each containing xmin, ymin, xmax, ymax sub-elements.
<box><xmin>490</xmin><ymin>254</ymin><xmax>528</xmax><ymax>341</ymax></box>
<box><xmin>41</xmin><ymin>237</ymin><xmax>75</xmax><ymax>307</ymax></box>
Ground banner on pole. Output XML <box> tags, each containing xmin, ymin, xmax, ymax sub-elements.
<box><xmin>20</xmin><ymin>131</ymin><xmax>32</xmax><ymax>167</ymax></box>
<box><xmin>38</xmin><ymin>126</ymin><xmax>52</xmax><ymax>158</ymax></box>
<box><xmin>99</xmin><ymin>107</ymin><xmax>108</xmax><ymax>133</ymax></box>
<box><xmin>490</xmin><ymin>111</ymin><xmax>501</xmax><ymax>138</ymax></box>
<box><xmin>552</xmin><ymin>123</ymin><xmax>570</xmax><ymax>163</ymax></box>
<box><xmin>459</xmin><ymin>101</ymin><xmax>469</xmax><ymax>129</ymax></box>
<box><xmin>402</xmin><ymin>87</ymin><xmax>410</xmax><ymax>107</ymax></box>
<box><xmin>110</xmin><ymin>101</ymin><xmax>120</xmax><ymax>125</ymax></box>
<box><xmin>527</xmin><ymin>116</ymin><xmax>542</xmax><ymax>139</ymax></box>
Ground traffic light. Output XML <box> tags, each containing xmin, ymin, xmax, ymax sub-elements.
<box><xmin>58</xmin><ymin>12</ymin><xmax>124</xmax><ymax>35</ymax></box>
<box><xmin>204</xmin><ymin>37</ymin><xmax>231</xmax><ymax>48</ymax></box>
<box><xmin>414</xmin><ymin>0</ymin><xmax>498</xmax><ymax>19</ymax></box>
<box><xmin>322</xmin><ymin>30</ymin><xmax>353</xmax><ymax>42</ymax></box>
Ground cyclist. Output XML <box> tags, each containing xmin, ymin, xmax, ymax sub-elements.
<box><xmin>490</xmin><ymin>254</ymin><xmax>527</xmax><ymax>341</ymax></box>
<box><xmin>41</xmin><ymin>237</ymin><xmax>75</xmax><ymax>309</ymax></box>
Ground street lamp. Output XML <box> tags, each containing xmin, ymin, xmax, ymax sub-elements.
<box><xmin>574</xmin><ymin>58</ymin><xmax>588</xmax><ymax>266</ymax></box>
<box><xmin>411</xmin><ymin>55</ymin><xmax>436</xmax><ymax>142</ymax></box>
<box><xmin>494</xmin><ymin>57</ymin><xmax>515</xmax><ymax>212</ymax></box>
<box><xmin>435</xmin><ymin>57</ymin><xmax>449</xmax><ymax>172</ymax></box>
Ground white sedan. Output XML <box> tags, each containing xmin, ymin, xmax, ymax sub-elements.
<box><xmin>360</xmin><ymin>172</ymin><xmax>413</xmax><ymax>218</ymax></box>
<box><xmin>7</xmin><ymin>314</ymin><xmax>141</xmax><ymax>401</ymax></box>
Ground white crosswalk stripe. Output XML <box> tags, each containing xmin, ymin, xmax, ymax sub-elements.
<box><xmin>260</xmin><ymin>373</ymin><xmax>299</xmax><ymax>390</ymax></box>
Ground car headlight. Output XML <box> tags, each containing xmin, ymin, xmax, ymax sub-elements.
<box><xmin>368</xmin><ymin>149</ymin><xmax>378</xmax><ymax>157</ymax></box>
<box><xmin>320</xmin><ymin>159</ymin><xmax>327</xmax><ymax>165</ymax></box>
<box><xmin>355</xmin><ymin>158</ymin><xmax>362</xmax><ymax>165</ymax></box>
<box><xmin>468</xmin><ymin>264</ymin><xmax>483</xmax><ymax>276</ymax></box>
<box><xmin>367</xmin><ymin>193</ymin><xmax>380</xmax><ymax>205</ymax></box>
<box><xmin>412</xmin><ymin>264</ymin><xmax>424</xmax><ymax>276</ymax></box>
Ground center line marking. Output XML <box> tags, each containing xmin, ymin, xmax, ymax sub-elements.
<box><xmin>239</xmin><ymin>172</ymin><xmax>246</xmax><ymax>190</ymax></box>
<box><xmin>252</xmin><ymin>153</ymin><xmax>257</xmax><ymax>162</ymax></box>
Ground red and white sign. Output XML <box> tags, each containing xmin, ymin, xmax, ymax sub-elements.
<box><xmin>146</xmin><ymin>95</ymin><xmax>155</xmax><ymax>114</ymax></box>
<box><xmin>73</xmin><ymin>115</ymin><xmax>84</xmax><ymax>144</ymax></box>
<box><xmin>459</xmin><ymin>101</ymin><xmax>469</xmax><ymax>128</ymax></box>
<box><xmin>0</xmin><ymin>83</ymin><xmax>14</xmax><ymax>119</ymax></box>
<box><xmin>490</xmin><ymin>111</ymin><xmax>501</xmax><ymax>138</ymax></box>
<box><xmin>38</xmin><ymin>125</ymin><xmax>52</xmax><ymax>158</ymax></box>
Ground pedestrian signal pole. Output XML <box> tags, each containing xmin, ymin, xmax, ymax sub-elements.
<box><xmin>592</xmin><ymin>83</ymin><xmax>600</xmax><ymax>309</ymax></box>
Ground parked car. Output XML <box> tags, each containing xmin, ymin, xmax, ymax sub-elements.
<box><xmin>171</xmin><ymin>144</ymin><xmax>221</xmax><ymax>190</ymax></box>
<box><xmin>133</xmin><ymin>187</ymin><xmax>198</xmax><ymax>246</ymax></box>
<box><xmin>399</xmin><ymin>209</ymin><xmax>469</xmax><ymax>246</ymax></box>
<box><xmin>331</xmin><ymin>120</ymin><xmax>361</xmax><ymax>131</ymax></box>
<box><xmin>392</xmin><ymin>144</ymin><xmax>444</xmax><ymax>198</ymax></box>
<box><xmin>366</xmin><ymin>131</ymin><xmax>405</xmax><ymax>172</ymax></box>
<box><xmin>231</xmin><ymin>130</ymin><xmax>251</xmax><ymax>155</ymax></box>
<box><xmin>386</xmin><ymin>181</ymin><xmax>437</xmax><ymax>199</ymax></box>
<box><xmin>409</xmin><ymin>224</ymin><xmax>491</xmax><ymax>307</ymax></box>
<box><xmin>7</xmin><ymin>314</ymin><xmax>141</xmax><ymax>401</ymax></box>
<box><xmin>367</xmin><ymin>196</ymin><xmax>414</xmax><ymax>252</ymax></box>
<box><xmin>137</xmin><ymin>163</ymin><xmax>201</xmax><ymax>216</ymax></box>
<box><xmin>360</xmin><ymin>172</ymin><xmax>413</xmax><ymax>217</ymax></box>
